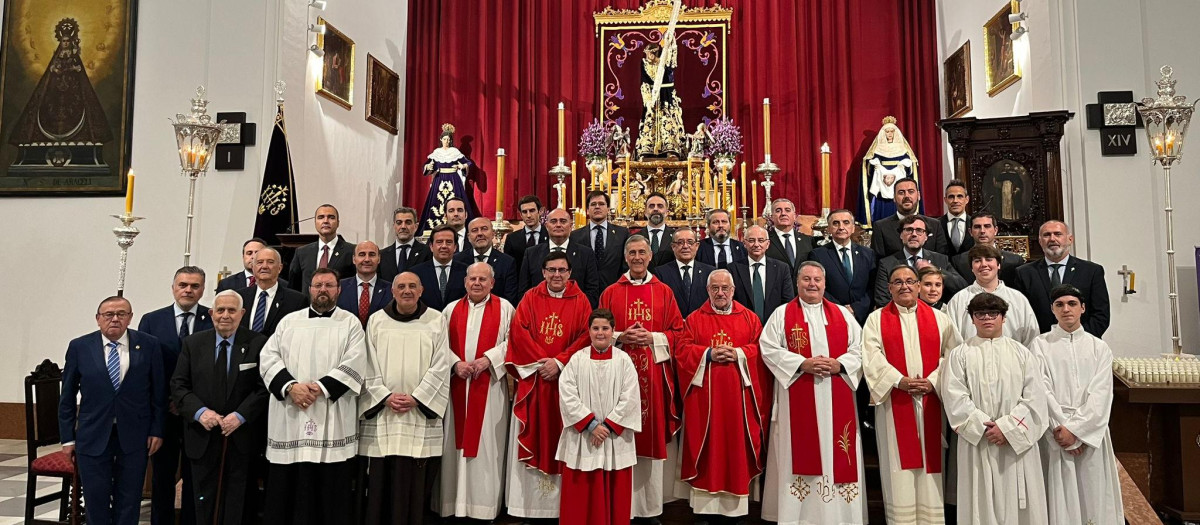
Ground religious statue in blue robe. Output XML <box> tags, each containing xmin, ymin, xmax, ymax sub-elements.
<box><xmin>418</xmin><ymin>123</ymin><xmax>479</xmax><ymax>236</ymax></box>
<box><xmin>858</xmin><ymin>117</ymin><xmax>921</xmax><ymax>226</ymax></box>
<box><xmin>635</xmin><ymin>41</ymin><xmax>686</xmax><ymax>159</ymax></box>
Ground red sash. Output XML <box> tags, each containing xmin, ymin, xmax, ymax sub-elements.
<box><xmin>784</xmin><ymin>299</ymin><xmax>858</xmax><ymax>483</ymax></box>
<box><xmin>449</xmin><ymin>295</ymin><xmax>501</xmax><ymax>457</ymax></box>
<box><xmin>880</xmin><ymin>301</ymin><xmax>943</xmax><ymax>474</ymax></box>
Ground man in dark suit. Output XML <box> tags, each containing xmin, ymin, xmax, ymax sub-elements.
<box><xmin>379</xmin><ymin>206</ymin><xmax>433</xmax><ymax>282</ymax></box>
<box><xmin>732</xmin><ymin>225</ymin><xmax>796</xmax><ymax>322</ymax></box>
<box><xmin>870</xmin><ymin>178</ymin><xmax>948</xmax><ymax>258</ymax></box>
<box><xmin>172</xmin><ymin>290</ymin><xmax>269</xmax><ymax>525</ymax></box>
<box><xmin>411</xmin><ymin>225</ymin><xmax>469</xmax><ymax>310</ymax></box>
<box><xmin>217</xmin><ymin>238</ymin><xmax>290</xmax><ymax>292</ymax></box>
<box><xmin>519</xmin><ymin>208</ymin><xmax>602</xmax><ymax>306</ymax></box>
<box><xmin>455</xmin><ymin>217</ymin><xmax>519</xmax><ymax>303</ymax></box>
<box><xmin>765</xmin><ymin>198</ymin><xmax>816</xmax><ymax>270</ymax></box>
<box><xmin>287</xmin><ymin>204</ymin><xmax>356</xmax><ymax>294</ymax></box>
<box><xmin>570</xmin><ymin>190</ymin><xmax>630</xmax><ymax>289</ymax></box>
<box><xmin>238</xmin><ymin>247</ymin><xmax>308</xmax><ymax>338</ymax></box>
<box><xmin>938</xmin><ymin>180</ymin><xmax>974</xmax><ymax>257</ymax></box>
<box><xmin>873</xmin><ymin>215</ymin><xmax>967</xmax><ymax>307</ymax></box>
<box><xmin>635</xmin><ymin>192</ymin><xmax>676</xmax><ymax>268</ymax></box>
<box><xmin>950</xmin><ymin>212</ymin><xmax>1024</xmax><ymax>286</ymax></box>
<box><xmin>502</xmin><ymin>195</ymin><xmax>548</xmax><ymax>270</ymax></box>
<box><xmin>807</xmin><ymin>209</ymin><xmax>876</xmax><ymax>325</ymax></box>
<box><xmin>60</xmin><ymin>296</ymin><xmax>166</xmax><ymax>525</ymax></box>
<box><xmin>1016</xmin><ymin>220</ymin><xmax>1110</xmax><ymax>336</ymax></box>
<box><xmin>138</xmin><ymin>266</ymin><xmax>214</xmax><ymax>525</ymax></box>
<box><xmin>445</xmin><ymin>197</ymin><xmax>470</xmax><ymax>253</ymax></box>
<box><xmin>652</xmin><ymin>228</ymin><xmax>713</xmax><ymax>317</ymax></box>
<box><xmin>696</xmin><ymin>208</ymin><xmax>748</xmax><ymax>269</ymax></box>
<box><xmin>337</xmin><ymin>241</ymin><xmax>392</xmax><ymax>327</ymax></box>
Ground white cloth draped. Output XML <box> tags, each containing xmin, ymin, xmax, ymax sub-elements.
<box><xmin>1030</xmin><ymin>325</ymin><xmax>1124</xmax><ymax>525</ymax></box>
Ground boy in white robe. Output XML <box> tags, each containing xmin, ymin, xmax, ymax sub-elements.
<box><xmin>943</xmin><ymin>244</ymin><xmax>1039</xmax><ymax>346</ymax></box>
<box><xmin>942</xmin><ymin>292</ymin><xmax>1049</xmax><ymax>525</ymax></box>
<box><xmin>556</xmin><ymin>308</ymin><xmax>642</xmax><ymax>525</ymax></box>
<box><xmin>1030</xmin><ymin>284</ymin><xmax>1123</xmax><ymax>525</ymax></box>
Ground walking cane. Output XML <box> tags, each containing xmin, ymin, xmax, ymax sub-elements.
<box><xmin>212</xmin><ymin>436</ymin><xmax>229</xmax><ymax>525</ymax></box>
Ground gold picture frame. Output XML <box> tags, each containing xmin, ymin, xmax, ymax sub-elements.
<box><xmin>316</xmin><ymin>17</ymin><xmax>354</xmax><ymax>109</ymax></box>
<box><xmin>944</xmin><ymin>41</ymin><xmax>972</xmax><ymax>118</ymax></box>
<box><xmin>365</xmin><ymin>54</ymin><xmax>399</xmax><ymax>134</ymax></box>
<box><xmin>983</xmin><ymin>1</ymin><xmax>1021</xmax><ymax>97</ymax></box>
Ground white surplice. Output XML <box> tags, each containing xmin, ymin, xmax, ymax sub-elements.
<box><xmin>1030</xmin><ymin>325</ymin><xmax>1124</xmax><ymax>525</ymax></box>
<box><xmin>943</xmin><ymin>282</ymin><xmax>1041</xmax><ymax>347</ymax></box>
<box><xmin>942</xmin><ymin>336</ymin><xmax>1048</xmax><ymax>525</ymax></box>
<box><xmin>433</xmin><ymin>296</ymin><xmax>514</xmax><ymax>520</ymax></box>
<box><xmin>863</xmin><ymin>303</ymin><xmax>962</xmax><ymax>525</ymax></box>
<box><xmin>260</xmin><ymin>308</ymin><xmax>369</xmax><ymax>464</ymax></box>
<box><xmin>556</xmin><ymin>347</ymin><xmax>643</xmax><ymax>471</ymax></box>
<box><xmin>759</xmin><ymin>301</ymin><xmax>867</xmax><ymax>525</ymax></box>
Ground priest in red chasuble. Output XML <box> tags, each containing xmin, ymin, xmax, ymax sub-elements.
<box><xmin>760</xmin><ymin>261</ymin><xmax>867</xmax><ymax>524</ymax></box>
<box><xmin>676</xmin><ymin>269</ymin><xmax>764</xmax><ymax>520</ymax></box>
<box><xmin>598</xmin><ymin>234</ymin><xmax>684</xmax><ymax>520</ymax></box>
<box><xmin>503</xmin><ymin>251</ymin><xmax>592</xmax><ymax>519</ymax></box>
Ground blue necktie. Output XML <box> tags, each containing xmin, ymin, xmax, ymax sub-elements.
<box><xmin>106</xmin><ymin>341</ymin><xmax>121</xmax><ymax>390</ymax></box>
<box><xmin>252</xmin><ymin>290</ymin><xmax>269</xmax><ymax>332</ymax></box>
<box><xmin>841</xmin><ymin>247</ymin><xmax>854</xmax><ymax>282</ymax></box>
<box><xmin>178</xmin><ymin>312</ymin><xmax>192</xmax><ymax>339</ymax></box>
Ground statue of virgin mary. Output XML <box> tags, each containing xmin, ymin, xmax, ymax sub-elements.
<box><xmin>859</xmin><ymin>116</ymin><xmax>920</xmax><ymax>226</ymax></box>
<box><xmin>417</xmin><ymin>123</ymin><xmax>479</xmax><ymax>235</ymax></box>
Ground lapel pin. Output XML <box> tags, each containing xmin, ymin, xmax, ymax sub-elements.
<box><xmin>134</xmin><ymin>345</ymin><xmax>141</xmax><ymax>350</ymax></box>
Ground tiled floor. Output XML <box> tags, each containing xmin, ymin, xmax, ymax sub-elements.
<box><xmin>0</xmin><ymin>439</ymin><xmax>152</xmax><ymax>525</ymax></box>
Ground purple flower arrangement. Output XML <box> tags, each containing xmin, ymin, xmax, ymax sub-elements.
<box><xmin>579</xmin><ymin>119</ymin><xmax>610</xmax><ymax>159</ymax></box>
<box><xmin>706</xmin><ymin>116</ymin><xmax>743</xmax><ymax>159</ymax></box>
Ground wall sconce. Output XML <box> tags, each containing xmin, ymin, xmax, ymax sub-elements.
<box><xmin>309</xmin><ymin>0</ymin><xmax>327</xmax><ymax>10</ymax></box>
<box><xmin>308</xmin><ymin>23</ymin><xmax>326</xmax><ymax>35</ymax></box>
<box><xmin>309</xmin><ymin>44</ymin><xmax>325</xmax><ymax>58</ymax></box>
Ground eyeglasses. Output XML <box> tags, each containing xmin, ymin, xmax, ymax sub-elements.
<box><xmin>971</xmin><ymin>311</ymin><xmax>1002</xmax><ymax>320</ymax></box>
<box><xmin>98</xmin><ymin>311</ymin><xmax>132</xmax><ymax>320</ymax></box>
<box><xmin>543</xmin><ymin>267</ymin><xmax>571</xmax><ymax>274</ymax></box>
<box><xmin>901</xmin><ymin>227</ymin><xmax>927</xmax><ymax>234</ymax></box>
<box><xmin>889</xmin><ymin>279</ymin><xmax>919</xmax><ymax>287</ymax></box>
<box><xmin>671</xmin><ymin>240</ymin><xmax>698</xmax><ymax>247</ymax></box>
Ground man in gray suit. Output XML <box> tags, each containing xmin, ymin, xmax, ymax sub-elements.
<box><xmin>874</xmin><ymin>215</ymin><xmax>966</xmax><ymax>306</ymax></box>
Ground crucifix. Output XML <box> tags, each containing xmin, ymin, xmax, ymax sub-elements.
<box><xmin>1117</xmin><ymin>264</ymin><xmax>1136</xmax><ymax>302</ymax></box>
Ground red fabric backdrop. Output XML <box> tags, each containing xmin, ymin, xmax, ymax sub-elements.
<box><xmin>403</xmin><ymin>0</ymin><xmax>944</xmax><ymax>219</ymax></box>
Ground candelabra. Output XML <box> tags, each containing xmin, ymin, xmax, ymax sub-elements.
<box><xmin>171</xmin><ymin>86</ymin><xmax>224</xmax><ymax>265</ymax></box>
<box><xmin>738</xmin><ymin>206</ymin><xmax>750</xmax><ymax>239</ymax></box>
<box><xmin>1136</xmin><ymin>65</ymin><xmax>1195</xmax><ymax>358</ymax></box>
<box><xmin>755</xmin><ymin>158</ymin><xmax>779</xmax><ymax>218</ymax></box>
<box><xmin>550</xmin><ymin>161</ymin><xmax>571</xmax><ymax>210</ymax></box>
<box><xmin>491</xmin><ymin>212</ymin><xmax>513</xmax><ymax>251</ymax></box>
<box><xmin>112</xmin><ymin>213</ymin><xmax>144</xmax><ymax>297</ymax></box>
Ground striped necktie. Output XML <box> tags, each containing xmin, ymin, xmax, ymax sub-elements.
<box><xmin>106</xmin><ymin>341</ymin><xmax>121</xmax><ymax>390</ymax></box>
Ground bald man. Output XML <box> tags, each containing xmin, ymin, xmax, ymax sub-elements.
<box><xmin>337</xmin><ymin>241</ymin><xmax>392</xmax><ymax>327</ymax></box>
<box><xmin>517</xmin><ymin>208</ymin><xmax>603</xmax><ymax>306</ymax></box>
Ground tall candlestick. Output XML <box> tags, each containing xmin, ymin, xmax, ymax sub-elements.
<box><xmin>704</xmin><ymin>160</ymin><xmax>712</xmax><ymax>207</ymax></box>
<box><xmin>752</xmin><ymin>180</ymin><xmax>759</xmax><ymax>222</ymax></box>
<box><xmin>740</xmin><ymin>162</ymin><xmax>747</xmax><ymax>207</ymax></box>
<box><xmin>616</xmin><ymin>166</ymin><xmax>625</xmax><ymax>216</ymax></box>
<box><xmin>124</xmin><ymin>170</ymin><xmax>135</xmax><ymax>215</ymax></box>
<box><xmin>625</xmin><ymin>156</ymin><xmax>632</xmax><ymax>213</ymax></box>
<box><xmin>571</xmin><ymin>160</ymin><xmax>578</xmax><ymax>209</ymax></box>
<box><xmin>721</xmin><ymin>167</ymin><xmax>729</xmax><ymax>209</ymax></box>
<box><xmin>557</xmin><ymin>102</ymin><xmax>565</xmax><ymax>160</ymax></box>
<box><xmin>820</xmin><ymin>142</ymin><xmax>831</xmax><ymax>210</ymax></box>
<box><xmin>731</xmin><ymin>180</ymin><xmax>738</xmax><ymax>234</ymax></box>
<box><xmin>763</xmin><ymin>98</ymin><xmax>772</xmax><ymax>159</ymax></box>
<box><xmin>605</xmin><ymin>159</ymin><xmax>613</xmax><ymax>192</ymax></box>
<box><xmin>496</xmin><ymin>149</ymin><xmax>506</xmax><ymax>214</ymax></box>
<box><xmin>686</xmin><ymin>161</ymin><xmax>694</xmax><ymax>213</ymax></box>
<box><xmin>590</xmin><ymin>165</ymin><xmax>597</xmax><ymax>190</ymax></box>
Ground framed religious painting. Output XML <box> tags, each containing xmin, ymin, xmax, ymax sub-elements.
<box><xmin>0</xmin><ymin>0</ymin><xmax>139</xmax><ymax>196</ymax></box>
<box><xmin>316</xmin><ymin>17</ymin><xmax>354</xmax><ymax>110</ymax></box>
<box><xmin>944</xmin><ymin>41</ymin><xmax>972</xmax><ymax>118</ymax></box>
<box><xmin>365</xmin><ymin>54</ymin><xmax>399</xmax><ymax>134</ymax></box>
<box><xmin>983</xmin><ymin>2</ymin><xmax>1021</xmax><ymax>96</ymax></box>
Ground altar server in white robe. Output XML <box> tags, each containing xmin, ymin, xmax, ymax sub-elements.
<box><xmin>1030</xmin><ymin>284</ymin><xmax>1123</xmax><ymax>525</ymax></box>
<box><xmin>433</xmin><ymin>263</ymin><xmax>514</xmax><ymax>520</ymax></box>
<box><xmin>863</xmin><ymin>265</ymin><xmax>962</xmax><ymax>525</ymax></box>
<box><xmin>260</xmin><ymin>268</ymin><xmax>369</xmax><ymax>525</ymax></box>
<box><xmin>943</xmin><ymin>245</ymin><xmax>1039</xmax><ymax>346</ymax></box>
<box><xmin>942</xmin><ymin>292</ymin><xmax>1048</xmax><ymax>525</ymax></box>
<box><xmin>556</xmin><ymin>308</ymin><xmax>642</xmax><ymax>525</ymax></box>
<box><xmin>358</xmin><ymin>272</ymin><xmax>451</xmax><ymax>525</ymax></box>
<box><xmin>760</xmin><ymin>261</ymin><xmax>867</xmax><ymax>525</ymax></box>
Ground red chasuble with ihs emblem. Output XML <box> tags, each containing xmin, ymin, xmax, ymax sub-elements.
<box><xmin>676</xmin><ymin>300</ymin><xmax>764</xmax><ymax>495</ymax></box>
<box><xmin>598</xmin><ymin>274</ymin><xmax>684</xmax><ymax>459</ymax></box>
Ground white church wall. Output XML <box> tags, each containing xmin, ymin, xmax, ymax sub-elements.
<box><xmin>937</xmin><ymin>0</ymin><xmax>1200</xmax><ymax>357</ymax></box>
<box><xmin>0</xmin><ymin>0</ymin><xmax>408</xmax><ymax>404</ymax></box>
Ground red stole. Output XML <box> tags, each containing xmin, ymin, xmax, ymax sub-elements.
<box><xmin>784</xmin><ymin>299</ymin><xmax>858</xmax><ymax>483</ymax></box>
<box><xmin>880</xmin><ymin>301</ymin><xmax>943</xmax><ymax>474</ymax></box>
<box><xmin>449</xmin><ymin>295</ymin><xmax>501</xmax><ymax>458</ymax></box>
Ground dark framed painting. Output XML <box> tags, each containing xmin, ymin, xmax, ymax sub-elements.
<box><xmin>983</xmin><ymin>1</ymin><xmax>1021</xmax><ymax>97</ymax></box>
<box><xmin>0</xmin><ymin>0</ymin><xmax>139</xmax><ymax>196</ymax></box>
<box><xmin>316</xmin><ymin>17</ymin><xmax>354</xmax><ymax>110</ymax></box>
<box><xmin>944</xmin><ymin>41</ymin><xmax>972</xmax><ymax>118</ymax></box>
<box><xmin>365</xmin><ymin>54</ymin><xmax>398</xmax><ymax>134</ymax></box>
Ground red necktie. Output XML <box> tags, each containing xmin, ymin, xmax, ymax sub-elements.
<box><xmin>247</xmin><ymin>275</ymin><xmax>256</xmax><ymax>287</ymax></box>
<box><xmin>358</xmin><ymin>282</ymin><xmax>371</xmax><ymax>326</ymax></box>
<box><xmin>319</xmin><ymin>245</ymin><xmax>330</xmax><ymax>269</ymax></box>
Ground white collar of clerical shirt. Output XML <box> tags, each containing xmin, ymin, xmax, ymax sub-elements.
<box><xmin>712</xmin><ymin>304</ymin><xmax>732</xmax><ymax>315</ymax></box>
<box><xmin>625</xmin><ymin>271</ymin><xmax>653</xmax><ymax>285</ymax></box>
<box><xmin>546</xmin><ymin>284</ymin><xmax>565</xmax><ymax>298</ymax></box>
<box><xmin>894</xmin><ymin>302</ymin><xmax>919</xmax><ymax>313</ymax></box>
<box><xmin>468</xmin><ymin>295</ymin><xmax>492</xmax><ymax>307</ymax></box>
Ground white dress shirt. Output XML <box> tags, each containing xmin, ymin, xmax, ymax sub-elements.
<box><xmin>102</xmin><ymin>331</ymin><xmax>132</xmax><ymax>384</ymax></box>
<box><xmin>393</xmin><ymin>241</ymin><xmax>415</xmax><ymax>267</ymax></box>
<box><xmin>549</xmin><ymin>239</ymin><xmax>570</xmax><ymax>252</ymax></box>
<box><xmin>1045</xmin><ymin>255</ymin><xmax>1071</xmax><ymax>281</ymax></box>
<box><xmin>316</xmin><ymin>238</ymin><xmax>338</xmax><ymax>266</ymax></box>
<box><xmin>589</xmin><ymin>221</ymin><xmax>610</xmax><ymax>247</ymax></box>
<box><xmin>173</xmin><ymin>304</ymin><xmax>199</xmax><ymax>334</ymax></box>
<box><xmin>468</xmin><ymin>247</ymin><xmax>493</xmax><ymax>262</ymax></box>
<box><xmin>357</xmin><ymin>275</ymin><xmax>378</xmax><ymax>291</ymax></box>
<box><xmin>747</xmin><ymin>255</ymin><xmax>769</xmax><ymax>284</ymax></box>
<box><xmin>248</xmin><ymin>282</ymin><xmax>280</xmax><ymax>324</ymax></box>
<box><xmin>832</xmin><ymin>240</ymin><xmax>856</xmax><ymax>275</ymax></box>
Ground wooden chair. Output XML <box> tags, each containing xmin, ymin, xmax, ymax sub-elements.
<box><xmin>24</xmin><ymin>359</ymin><xmax>83</xmax><ymax>525</ymax></box>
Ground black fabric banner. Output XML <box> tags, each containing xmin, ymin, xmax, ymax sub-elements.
<box><xmin>252</xmin><ymin>104</ymin><xmax>298</xmax><ymax>246</ymax></box>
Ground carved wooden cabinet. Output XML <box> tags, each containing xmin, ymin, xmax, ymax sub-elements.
<box><xmin>938</xmin><ymin>111</ymin><xmax>1074</xmax><ymax>257</ymax></box>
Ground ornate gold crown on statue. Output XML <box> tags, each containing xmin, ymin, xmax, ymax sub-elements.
<box><xmin>441</xmin><ymin>123</ymin><xmax>456</xmax><ymax>134</ymax></box>
<box><xmin>882</xmin><ymin>116</ymin><xmax>897</xmax><ymax>125</ymax></box>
